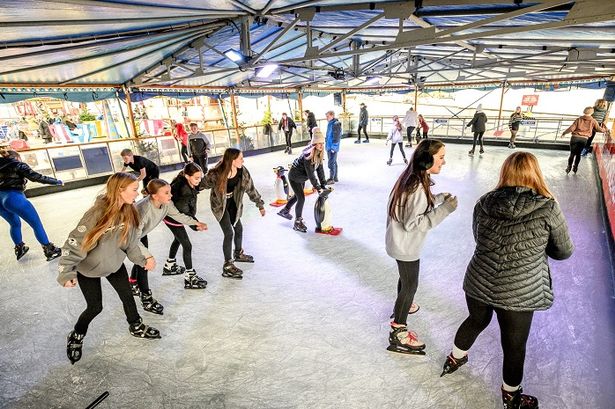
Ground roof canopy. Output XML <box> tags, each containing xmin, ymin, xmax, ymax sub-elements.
<box><xmin>1</xmin><ymin>0</ymin><xmax>614</xmax><ymax>90</ymax></box>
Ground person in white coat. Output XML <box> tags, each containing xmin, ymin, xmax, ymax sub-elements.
<box><xmin>386</xmin><ymin>116</ymin><xmax>407</xmax><ymax>166</ymax></box>
<box><xmin>402</xmin><ymin>107</ymin><xmax>418</xmax><ymax>147</ymax></box>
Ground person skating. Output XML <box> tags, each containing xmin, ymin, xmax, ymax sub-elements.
<box><xmin>325</xmin><ymin>110</ymin><xmax>341</xmax><ymax>184</ymax></box>
<box><xmin>355</xmin><ymin>103</ymin><xmax>369</xmax><ymax>143</ymax></box>
<box><xmin>163</xmin><ymin>163</ymin><xmax>209</xmax><ymax>288</ymax></box>
<box><xmin>129</xmin><ymin>179</ymin><xmax>207</xmax><ymax>312</ymax></box>
<box><xmin>120</xmin><ymin>149</ymin><xmax>160</xmax><ymax>194</ymax></box>
<box><xmin>278</xmin><ymin>113</ymin><xmax>297</xmax><ymax>155</ymax></box>
<box><xmin>581</xmin><ymin>99</ymin><xmax>609</xmax><ymax>156</ymax></box>
<box><xmin>466</xmin><ymin>104</ymin><xmax>488</xmax><ymax>155</ymax></box>
<box><xmin>508</xmin><ymin>106</ymin><xmax>523</xmax><ymax>149</ymax></box>
<box><xmin>202</xmin><ymin>148</ymin><xmax>265</xmax><ymax>279</ymax></box>
<box><xmin>304</xmin><ymin>110</ymin><xmax>317</xmax><ymax>139</ymax></box>
<box><xmin>402</xmin><ymin>107</ymin><xmax>418</xmax><ymax>147</ymax></box>
<box><xmin>0</xmin><ymin>148</ymin><xmax>63</xmax><ymax>261</ymax></box>
<box><xmin>188</xmin><ymin>122</ymin><xmax>212</xmax><ymax>172</ymax></box>
<box><xmin>562</xmin><ymin>106</ymin><xmax>608</xmax><ymax>174</ymax></box>
<box><xmin>416</xmin><ymin>114</ymin><xmax>429</xmax><ymax>142</ymax></box>
<box><xmin>277</xmin><ymin>128</ymin><xmax>328</xmax><ymax>232</ymax></box>
<box><xmin>441</xmin><ymin>152</ymin><xmax>573</xmax><ymax>409</ymax></box>
<box><xmin>386</xmin><ymin>116</ymin><xmax>407</xmax><ymax>166</ymax></box>
<box><xmin>386</xmin><ymin>139</ymin><xmax>457</xmax><ymax>354</ymax></box>
<box><xmin>58</xmin><ymin>173</ymin><xmax>161</xmax><ymax>365</ymax></box>
<box><xmin>171</xmin><ymin>119</ymin><xmax>190</xmax><ymax>163</ymax></box>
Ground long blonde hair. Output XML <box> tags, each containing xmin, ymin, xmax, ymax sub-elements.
<box><xmin>81</xmin><ymin>172</ymin><xmax>140</xmax><ymax>252</ymax></box>
<box><xmin>594</xmin><ymin>99</ymin><xmax>608</xmax><ymax>110</ymax></box>
<box><xmin>496</xmin><ymin>152</ymin><xmax>553</xmax><ymax>198</ymax></box>
<box><xmin>305</xmin><ymin>145</ymin><xmax>324</xmax><ymax>166</ymax></box>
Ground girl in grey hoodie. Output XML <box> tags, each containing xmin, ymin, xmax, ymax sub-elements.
<box><xmin>385</xmin><ymin>139</ymin><xmax>457</xmax><ymax>354</ymax></box>
<box><xmin>58</xmin><ymin>173</ymin><xmax>161</xmax><ymax>365</ymax></box>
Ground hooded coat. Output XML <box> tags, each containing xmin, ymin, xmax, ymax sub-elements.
<box><xmin>463</xmin><ymin>187</ymin><xmax>573</xmax><ymax>311</ymax></box>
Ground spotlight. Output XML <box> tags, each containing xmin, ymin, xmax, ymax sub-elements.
<box><xmin>224</xmin><ymin>49</ymin><xmax>247</xmax><ymax>63</ymax></box>
<box><xmin>256</xmin><ymin>64</ymin><xmax>279</xmax><ymax>78</ymax></box>
<box><xmin>328</xmin><ymin>68</ymin><xmax>346</xmax><ymax>80</ymax></box>
<box><xmin>364</xmin><ymin>76</ymin><xmax>380</xmax><ymax>85</ymax></box>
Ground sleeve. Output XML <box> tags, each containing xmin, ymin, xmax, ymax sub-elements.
<box><xmin>244</xmin><ymin>169</ymin><xmax>265</xmax><ymax>209</ymax></box>
<box><xmin>333</xmin><ymin>121</ymin><xmax>342</xmax><ymax>143</ymax></box>
<box><xmin>16</xmin><ymin>163</ymin><xmax>61</xmax><ymax>186</ymax></box>
<box><xmin>291</xmin><ymin>119</ymin><xmax>297</xmax><ymax>129</ymax></box>
<box><xmin>401</xmin><ymin>189</ymin><xmax>454</xmax><ymax>232</ymax></box>
<box><xmin>278</xmin><ymin>121</ymin><xmax>283</xmax><ymax>131</ymax></box>
<box><xmin>466</xmin><ymin>115</ymin><xmax>476</xmax><ymax>128</ymax></box>
<box><xmin>204</xmin><ymin>134</ymin><xmax>213</xmax><ymax>151</ymax></box>
<box><xmin>126</xmin><ymin>234</ymin><xmax>150</xmax><ymax>267</ymax></box>
<box><xmin>201</xmin><ymin>170</ymin><xmax>216</xmax><ymax>189</ymax></box>
<box><xmin>303</xmin><ymin>159</ymin><xmax>320</xmax><ymax>188</ymax></box>
<box><xmin>57</xmin><ymin>210</ymin><xmax>98</xmax><ymax>285</ymax></box>
<box><xmin>472</xmin><ymin>201</ymin><xmax>480</xmax><ymax>242</ymax></box>
<box><xmin>186</xmin><ymin>137</ymin><xmax>192</xmax><ymax>156</ymax></box>
<box><xmin>562</xmin><ymin>119</ymin><xmax>578</xmax><ymax>135</ymax></box>
<box><xmin>166</xmin><ymin>203</ymin><xmax>199</xmax><ymax>225</ymax></box>
<box><xmin>592</xmin><ymin>118</ymin><xmax>607</xmax><ymax>133</ymax></box>
<box><xmin>546</xmin><ymin>201</ymin><xmax>574</xmax><ymax>260</ymax></box>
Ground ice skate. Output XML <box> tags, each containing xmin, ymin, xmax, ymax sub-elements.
<box><xmin>129</xmin><ymin>319</ymin><xmax>161</xmax><ymax>339</ymax></box>
<box><xmin>468</xmin><ymin>149</ymin><xmax>475</xmax><ymax>156</ymax></box>
<box><xmin>363</xmin><ymin>139</ymin><xmax>370</xmax><ymax>143</ymax></box>
<box><xmin>403</xmin><ymin>158</ymin><xmax>408</xmax><ymax>164</ymax></box>
<box><xmin>479</xmin><ymin>148</ymin><xmax>485</xmax><ymax>155</ymax></box>
<box><xmin>222</xmin><ymin>261</ymin><xmax>243</xmax><ymax>280</ymax></box>
<box><xmin>572</xmin><ymin>166</ymin><xmax>578</xmax><ymax>174</ymax></box>
<box><xmin>184</xmin><ymin>269</ymin><xmax>207</xmax><ymax>289</ymax></box>
<box><xmin>354</xmin><ymin>140</ymin><xmax>361</xmax><ymax>144</ymax></box>
<box><xmin>140</xmin><ymin>290</ymin><xmax>164</xmax><ymax>314</ymax></box>
<box><xmin>128</xmin><ymin>278</ymin><xmax>140</xmax><ymax>297</ymax></box>
<box><xmin>162</xmin><ymin>259</ymin><xmax>185</xmax><ymax>276</ymax></box>
<box><xmin>277</xmin><ymin>208</ymin><xmax>292</xmax><ymax>220</ymax></box>
<box><xmin>440</xmin><ymin>352</ymin><xmax>468</xmax><ymax>377</ymax></box>
<box><xmin>42</xmin><ymin>242</ymin><xmax>61</xmax><ymax>261</ymax></box>
<box><xmin>66</xmin><ymin>330</ymin><xmax>85</xmax><ymax>365</ymax></box>
<box><xmin>14</xmin><ymin>242</ymin><xmax>29</xmax><ymax>261</ymax></box>
<box><xmin>288</xmin><ymin>147</ymin><xmax>292</xmax><ymax>155</ymax></box>
<box><xmin>293</xmin><ymin>217</ymin><xmax>308</xmax><ymax>233</ymax></box>
<box><xmin>565</xmin><ymin>166</ymin><xmax>571</xmax><ymax>174</ymax></box>
<box><xmin>386</xmin><ymin>158</ymin><xmax>392</xmax><ymax>166</ymax></box>
<box><xmin>501</xmin><ymin>386</ymin><xmax>539</xmax><ymax>409</ymax></box>
<box><xmin>234</xmin><ymin>249</ymin><xmax>254</xmax><ymax>263</ymax></box>
<box><xmin>325</xmin><ymin>178</ymin><xmax>335</xmax><ymax>185</ymax></box>
<box><xmin>386</xmin><ymin>324</ymin><xmax>426</xmax><ymax>355</ymax></box>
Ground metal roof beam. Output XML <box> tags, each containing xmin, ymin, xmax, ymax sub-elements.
<box><xmin>318</xmin><ymin>12</ymin><xmax>386</xmax><ymax>53</ymax></box>
<box><xmin>40</xmin><ymin>0</ymin><xmax>243</xmax><ymax>14</ymax></box>
<box><xmin>252</xmin><ymin>18</ymin><xmax>300</xmax><ymax>64</ymax></box>
<box><xmin>229</xmin><ymin>0</ymin><xmax>258</xmax><ymax>15</ymax></box>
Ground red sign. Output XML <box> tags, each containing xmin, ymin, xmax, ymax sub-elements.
<box><xmin>521</xmin><ymin>95</ymin><xmax>539</xmax><ymax>106</ymax></box>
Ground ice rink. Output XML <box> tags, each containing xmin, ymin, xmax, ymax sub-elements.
<box><xmin>1</xmin><ymin>139</ymin><xmax>613</xmax><ymax>409</ymax></box>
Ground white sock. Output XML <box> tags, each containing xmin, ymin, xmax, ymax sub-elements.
<box><xmin>452</xmin><ymin>345</ymin><xmax>467</xmax><ymax>360</ymax></box>
<box><xmin>502</xmin><ymin>382</ymin><xmax>520</xmax><ymax>392</ymax></box>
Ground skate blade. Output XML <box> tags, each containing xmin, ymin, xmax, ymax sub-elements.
<box><xmin>386</xmin><ymin>345</ymin><xmax>426</xmax><ymax>355</ymax></box>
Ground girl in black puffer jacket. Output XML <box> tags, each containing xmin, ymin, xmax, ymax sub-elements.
<box><xmin>0</xmin><ymin>148</ymin><xmax>63</xmax><ymax>261</ymax></box>
<box><xmin>440</xmin><ymin>152</ymin><xmax>573</xmax><ymax>409</ymax></box>
<box><xmin>163</xmin><ymin>163</ymin><xmax>208</xmax><ymax>289</ymax></box>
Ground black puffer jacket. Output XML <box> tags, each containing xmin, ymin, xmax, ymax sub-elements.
<box><xmin>463</xmin><ymin>187</ymin><xmax>573</xmax><ymax>312</ymax></box>
<box><xmin>0</xmin><ymin>157</ymin><xmax>61</xmax><ymax>191</ymax></box>
<box><xmin>467</xmin><ymin>112</ymin><xmax>487</xmax><ymax>133</ymax></box>
<box><xmin>164</xmin><ymin>176</ymin><xmax>200</xmax><ymax>224</ymax></box>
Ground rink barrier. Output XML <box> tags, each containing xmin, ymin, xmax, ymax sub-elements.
<box><xmin>594</xmin><ymin>136</ymin><xmax>615</xmax><ymax>292</ymax></box>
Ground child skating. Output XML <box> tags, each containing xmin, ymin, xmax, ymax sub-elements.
<box><xmin>386</xmin><ymin>116</ymin><xmax>407</xmax><ymax>166</ymax></box>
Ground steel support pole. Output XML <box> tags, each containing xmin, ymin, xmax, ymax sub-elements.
<box><xmin>230</xmin><ymin>93</ymin><xmax>241</xmax><ymax>145</ymax></box>
<box><xmin>497</xmin><ymin>81</ymin><xmax>506</xmax><ymax>130</ymax></box>
<box><xmin>122</xmin><ymin>86</ymin><xmax>139</xmax><ymax>138</ymax></box>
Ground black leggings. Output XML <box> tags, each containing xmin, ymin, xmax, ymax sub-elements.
<box><xmin>406</xmin><ymin>126</ymin><xmax>415</xmax><ymax>144</ymax></box>
<box><xmin>393</xmin><ymin>259</ymin><xmax>420</xmax><ymax>326</ymax></box>
<box><xmin>357</xmin><ymin>125</ymin><xmax>369</xmax><ymax>141</ymax></box>
<box><xmin>74</xmin><ymin>265</ymin><xmax>141</xmax><ymax>335</ymax></box>
<box><xmin>193</xmin><ymin>155</ymin><xmax>208</xmax><ymax>172</ymax></box>
<box><xmin>166</xmin><ymin>224</ymin><xmax>192</xmax><ymax>269</ymax></box>
<box><xmin>284</xmin><ymin>180</ymin><xmax>306</xmax><ymax>219</ymax></box>
<box><xmin>219</xmin><ymin>206</ymin><xmax>243</xmax><ymax>262</ymax></box>
<box><xmin>130</xmin><ymin>236</ymin><xmax>149</xmax><ymax>292</ymax></box>
<box><xmin>453</xmin><ymin>295</ymin><xmax>534</xmax><ymax>387</ymax></box>
<box><xmin>180</xmin><ymin>145</ymin><xmax>189</xmax><ymax>163</ymax></box>
<box><xmin>284</xmin><ymin>131</ymin><xmax>292</xmax><ymax>149</ymax></box>
<box><xmin>568</xmin><ymin>136</ymin><xmax>587</xmax><ymax>169</ymax></box>
<box><xmin>471</xmin><ymin>131</ymin><xmax>484</xmax><ymax>150</ymax></box>
<box><xmin>389</xmin><ymin>142</ymin><xmax>406</xmax><ymax>159</ymax></box>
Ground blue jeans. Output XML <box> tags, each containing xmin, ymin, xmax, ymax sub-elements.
<box><xmin>327</xmin><ymin>150</ymin><xmax>338</xmax><ymax>181</ymax></box>
<box><xmin>0</xmin><ymin>189</ymin><xmax>50</xmax><ymax>246</ymax></box>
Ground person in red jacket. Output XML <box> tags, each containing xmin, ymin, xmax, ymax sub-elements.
<box><xmin>416</xmin><ymin>114</ymin><xmax>429</xmax><ymax>141</ymax></box>
<box><xmin>171</xmin><ymin>119</ymin><xmax>189</xmax><ymax>163</ymax></box>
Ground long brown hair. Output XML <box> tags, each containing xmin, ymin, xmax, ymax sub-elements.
<box><xmin>496</xmin><ymin>152</ymin><xmax>553</xmax><ymax>198</ymax></box>
<box><xmin>171</xmin><ymin>162</ymin><xmax>202</xmax><ymax>187</ymax></box>
<box><xmin>81</xmin><ymin>172</ymin><xmax>140</xmax><ymax>252</ymax></box>
<box><xmin>388</xmin><ymin>139</ymin><xmax>445</xmax><ymax>223</ymax></box>
<box><xmin>211</xmin><ymin>148</ymin><xmax>241</xmax><ymax>194</ymax></box>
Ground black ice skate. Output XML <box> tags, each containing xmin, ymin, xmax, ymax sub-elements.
<box><xmin>277</xmin><ymin>208</ymin><xmax>292</xmax><ymax>220</ymax></box>
<box><xmin>501</xmin><ymin>386</ymin><xmax>539</xmax><ymax>409</ymax></box>
<box><xmin>66</xmin><ymin>330</ymin><xmax>85</xmax><ymax>365</ymax></box>
<box><xmin>162</xmin><ymin>259</ymin><xmax>185</xmax><ymax>276</ymax></box>
<box><xmin>42</xmin><ymin>243</ymin><xmax>61</xmax><ymax>261</ymax></box>
<box><xmin>468</xmin><ymin>149</ymin><xmax>475</xmax><ymax>156</ymax></box>
<box><xmin>14</xmin><ymin>242</ymin><xmax>29</xmax><ymax>261</ymax></box>
<box><xmin>184</xmin><ymin>270</ymin><xmax>208</xmax><ymax>289</ymax></box>
<box><xmin>387</xmin><ymin>158</ymin><xmax>392</xmax><ymax>166</ymax></box>
<box><xmin>293</xmin><ymin>217</ymin><xmax>308</xmax><ymax>233</ymax></box>
<box><xmin>129</xmin><ymin>319</ymin><xmax>161</xmax><ymax>339</ymax></box>
<box><xmin>140</xmin><ymin>290</ymin><xmax>164</xmax><ymax>315</ymax></box>
<box><xmin>222</xmin><ymin>261</ymin><xmax>243</xmax><ymax>280</ymax></box>
<box><xmin>128</xmin><ymin>278</ymin><xmax>140</xmax><ymax>297</ymax></box>
<box><xmin>386</xmin><ymin>325</ymin><xmax>426</xmax><ymax>355</ymax></box>
<box><xmin>234</xmin><ymin>249</ymin><xmax>254</xmax><ymax>263</ymax></box>
<box><xmin>479</xmin><ymin>148</ymin><xmax>485</xmax><ymax>155</ymax></box>
<box><xmin>440</xmin><ymin>352</ymin><xmax>468</xmax><ymax>377</ymax></box>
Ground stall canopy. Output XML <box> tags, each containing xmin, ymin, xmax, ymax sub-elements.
<box><xmin>1</xmin><ymin>1</ymin><xmax>614</xmax><ymax>90</ymax></box>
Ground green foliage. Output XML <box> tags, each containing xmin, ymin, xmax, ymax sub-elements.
<box><xmin>79</xmin><ymin>111</ymin><xmax>96</xmax><ymax>122</ymax></box>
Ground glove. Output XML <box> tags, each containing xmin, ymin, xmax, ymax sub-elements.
<box><xmin>444</xmin><ymin>195</ymin><xmax>458</xmax><ymax>212</ymax></box>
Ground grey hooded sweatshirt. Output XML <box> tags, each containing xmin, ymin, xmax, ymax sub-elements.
<box><xmin>57</xmin><ymin>206</ymin><xmax>150</xmax><ymax>286</ymax></box>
